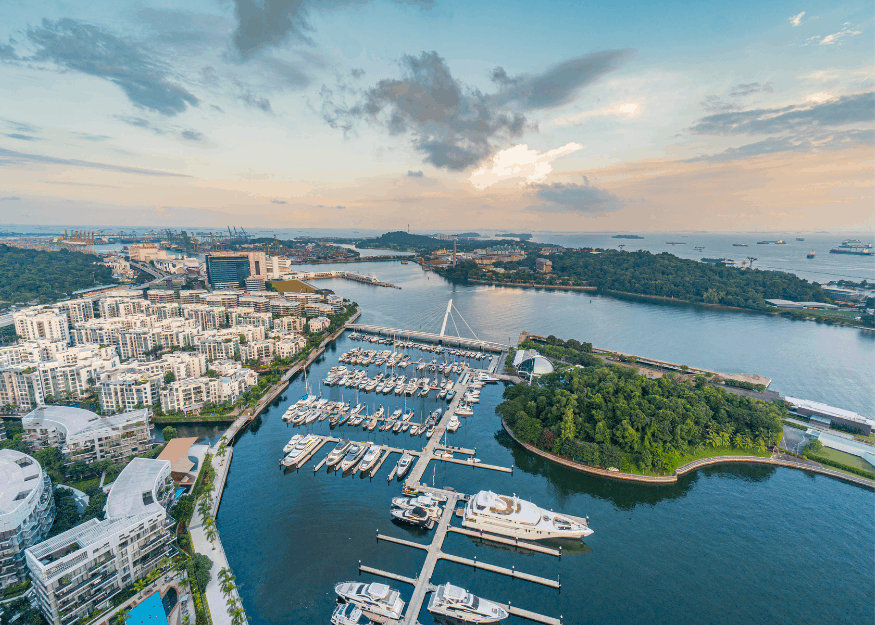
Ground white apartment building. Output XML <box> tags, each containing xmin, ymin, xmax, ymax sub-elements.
<box><xmin>22</xmin><ymin>405</ymin><xmax>152</xmax><ymax>464</ymax></box>
<box><xmin>265</xmin><ymin>255</ymin><xmax>293</xmax><ymax>279</ymax></box>
<box><xmin>272</xmin><ymin>315</ymin><xmax>306</xmax><ymax>333</ymax></box>
<box><xmin>270</xmin><ymin>299</ymin><xmax>302</xmax><ymax>316</ymax></box>
<box><xmin>275</xmin><ymin>335</ymin><xmax>306</xmax><ymax>359</ymax></box>
<box><xmin>146</xmin><ymin>290</ymin><xmax>175</xmax><ymax>304</ymax></box>
<box><xmin>97</xmin><ymin>297</ymin><xmax>148</xmax><ymax>319</ymax></box>
<box><xmin>0</xmin><ymin>366</ymin><xmax>45</xmax><ymax>411</ymax></box>
<box><xmin>0</xmin><ymin>450</ymin><xmax>55</xmax><ymax>590</ymax></box>
<box><xmin>308</xmin><ymin>316</ymin><xmax>331</xmax><ymax>332</ymax></box>
<box><xmin>305</xmin><ymin>302</ymin><xmax>333</xmax><ymax>317</ymax></box>
<box><xmin>240</xmin><ymin>339</ymin><xmax>274</xmax><ymax>362</ymax></box>
<box><xmin>13</xmin><ymin>309</ymin><xmax>70</xmax><ymax>343</ymax></box>
<box><xmin>159</xmin><ymin>368</ymin><xmax>257</xmax><ymax>413</ymax></box>
<box><xmin>94</xmin><ymin>374</ymin><xmax>160</xmax><ymax>414</ymax></box>
<box><xmin>52</xmin><ymin>300</ymin><xmax>94</xmax><ymax>326</ymax></box>
<box><xmin>178</xmin><ymin>289</ymin><xmax>208</xmax><ymax>305</ymax></box>
<box><xmin>26</xmin><ymin>459</ymin><xmax>174</xmax><ymax>625</ymax></box>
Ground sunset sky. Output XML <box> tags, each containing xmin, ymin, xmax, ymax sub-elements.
<box><xmin>0</xmin><ymin>0</ymin><xmax>872</xmax><ymax>231</ymax></box>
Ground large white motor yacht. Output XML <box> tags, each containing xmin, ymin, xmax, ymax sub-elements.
<box><xmin>334</xmin><ymin>582</ymin><xmax>405</xmax><ymax>620</ymax></box>
<box><xmin>427</xmin><ymin>583</ymin><xmax>508</xmax><ymax>623</ymax></box>
<box><xmin>326</xmin><ymin>439</ymin><xmax>352</xmax><ymax>466</ymax></box>
<box><xmin>341</xmin><ymin>443</ymin><xmax>369</xmax><ymax>472</ymax></box>
<box><xmin>359</xmin><ymin>445</ymin><xmax>382</xmax><ymax>472</ymax></box>
<box><xmin>462</xmin><ymin>490</ymin><xmax>593</xmax><ymax>540</ymax></box>
<box><xmin>446</xmin><ymin>415</ymin><xmax>460</xmax><ymax>432</ymax></box>
<box><xmin>283</xmin><ymin>434</ymin><xmax>303</xmax><ymax>454</ymax></box>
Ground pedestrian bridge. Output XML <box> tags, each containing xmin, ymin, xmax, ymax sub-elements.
<box><xmin>347</xmin><ymin>298</ymin><xmax>509</xmax><ymax>352</ymax></box>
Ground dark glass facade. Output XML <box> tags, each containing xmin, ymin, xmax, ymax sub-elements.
<box><xmin>206</xmin><ymin>255</ymin><xmax>250</xmax><ymax>287</ymax></box>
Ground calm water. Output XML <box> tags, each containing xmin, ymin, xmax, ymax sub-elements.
<box><xmin>217</xmin><ymin>264</ymin><xmax>874</xmax><ymax>625</ymax></box>
<box><xmin>218</xmin><ymin>334</ymin><xmax>874</xmax><ymax>625</ymax></box>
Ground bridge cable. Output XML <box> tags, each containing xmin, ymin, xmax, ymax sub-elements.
<box><xmin>451</xmin><ymin>303</ymin><xmax>480</xmax><ymax>341</ymax></box>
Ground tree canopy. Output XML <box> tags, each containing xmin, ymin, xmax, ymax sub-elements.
<box><xmin>0</xmin><ymin>245</ymin><xmax>116</xmax><ymax>304</ymax></box>
<box><xmin>497</xmin><ymin>341</ymin><xmax>785</xmax><ymax>473</ymax></box>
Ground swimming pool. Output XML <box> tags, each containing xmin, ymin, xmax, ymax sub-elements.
<box><xmin>125</xmin><ymin>591</ymin><xmax>167</xmax><ymax>625</ymax></box>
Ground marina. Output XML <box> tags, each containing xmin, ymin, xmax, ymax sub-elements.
<box><xmin>216</xmin><ymin>261</ymin><xmax>875</xmax><ymax>625</ymax></box>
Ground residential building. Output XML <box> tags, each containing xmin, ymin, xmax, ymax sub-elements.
<box><xmin>52</xmin><ymin>301</ymin><xmax>94</xmax><ymax>326</ymax></box>
<box><xmin>240</xmin><ymin>339</ymin><xmax>274</xmax><ymax>363</ymax></box>
<box><xmin>94</xmin><ymin>374</ymin><xmax>160</xmax><ymax>414</ymax></box>
<box><xmin>0</xmin><ymin>366</ymin><xmax>45</xmax><ymax>411</ymax></box>
<box><xmin>178</xmin><ymin>289</ymin><xmax>208</xmax><ymax>305</ymax></box>
<box><xmin>535</xmin><ymin>258</ymin><xmax>552</xmax><ymax>273</ymax></box>
<box><xmin>305</xmin><ymin>302</ymin><xmax>333</xmax><ymax>317</ymax></box>
<box><xmin>308</xmin><ymin>316</ymin><xmax>330</xmax><ymax>332</ymax></box>
<box><xmin>202</xmin><ymin>291</ymin><xmax>242</xmax><ymax>308</ymax></box>
<box><xmin>275</xmin><ymin>335</ymin><xmax>306</xmax><ymax>359</ymax></box>
<box><xmin>237</xmin><ymin>296</ymin><xmax>270</xmax><ymax>313</ymax></box>
<box><xmin>22</xmin><ymin>405</ymin><xmax>152</xmax><ymax>464</ymax></box>
<box><xmin>13</xmin><ymin>309</ymin><xmax>70</xmax><ymax>343</ymax></box>
<box><xmin>26</xmin><ymin>459</ymin><xmax>174</xmax><ymax>625</ymax></box>
<box><xmin>0</xmin><ymin>450</ymin><xmax>55</xmax><ymax>590</ymax></box>
<box><xmin>159</xmin><ymin>368</ymin><xmax>256</xmax><ymax>413</ymax></box>
<box><xmin>146</xmin><ymin>290</ymin><xmax>175</xmax><ymax>304</ymax></box>
<box><xmin>273</xmin><ymin>316</ymin><xmax>305</xmax><ymax>333</ymax></box>
<box><xmin>270</xmin><ymin>299</ymin><xmax>302</xmax><ymax>317</ymax></box>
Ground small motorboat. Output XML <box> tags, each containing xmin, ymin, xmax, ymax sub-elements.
<box><xmin>331</xmin><ymin>604</ymin><xmax>372</xmax><ymax>625</ymax></box>
<box><xmin>391</xmin><ymin>506</ymin><xmax>435</xmax><ymax>529</ymax></box>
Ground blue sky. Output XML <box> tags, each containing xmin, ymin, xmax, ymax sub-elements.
<box><xmin>0</xmin><ymin>0</ymin><xmax>872</xmax><ymax>231</ymax></box>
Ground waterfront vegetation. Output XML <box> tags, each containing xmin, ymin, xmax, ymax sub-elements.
<box><xmin>497</xmin><ymin>337</ymin><xmax>785</xmax><ymax>475</ymax></box>
<box><xmin>0</xmin><ymin>245</ymin><xmax>116</xmax><ymax>305</ymax></box>
<box><xmin>437</xmin><ymin>249</ymin><xmax>836</xmax><ymax>310</ymax></box>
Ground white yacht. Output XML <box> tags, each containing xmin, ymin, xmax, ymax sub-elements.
<box><xmin>455</xmin><ymin>404</ymin><xmax>474</xmax><ymax>417</ymax></box>
<box><xmin>446</xmin><ymin>415</ymin><xmax>460</xmax><ymax>432</ymax></box>
<box><xmin>341</xmin><ymin>443</ymin><xmax>369</xmax><ymax>472</ymax></box>
<box><xmin>326</xmin><ymin>439</ymin><xmax>352</xmax><ymax>467</ymax></box>
<box><xmin>283</xmin><ymin>434</ymin><xmax>303</xmax><ymax>454</ymax></box>
<box><xmin>330</xmin><ymin>604</ymin><xmax>372</xmax><ymax>625</ymax></box>
<box><xmin>462</xmin><ymin>491</ymin><xmax>593</xmax><ymax>541</ymax></box>
<box><xmin>359</xmin><ymin>445</ymin><xmax>382</xmax><ymax>473</ymax></box>
<box><xmin>427</xmin><ymin>583</ymin><xmax>508</xmax><ymax>624</ymax></box>
<box><xmin>395</xmin><ymin>452</ymin><xmax>414</xmax><ymax>477</ymax></box>
<box><xmin>334</xmin><ymin>582</ymin><xmax>405</xmax><ymax>620</ymax></box>
<box><xmin>283</xmin><ymin>435</ymin><xmax>319</xmax><ymax>467</ymax></box>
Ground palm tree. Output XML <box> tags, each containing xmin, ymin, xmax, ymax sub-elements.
<box><xmin>230</xmin><ymin>606</ymin><xmax>247</xmax><ymax>625</ymax></box>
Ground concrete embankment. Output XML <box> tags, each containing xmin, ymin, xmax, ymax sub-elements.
<box><xmin>501</xmin><ymin>419</ymin><xmax>875</xmax><ymax>490</ymax></box>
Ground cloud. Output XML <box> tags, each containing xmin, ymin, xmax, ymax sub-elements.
<box><xmin>0</xmin><ymin>147</ymin><xmax>190</xmax><ymax>177</ymax></box>
<box><xmin>789</xmin><ymin>12</ymin><xmax>805</xmax><ymax>27</ymax></box>
<box><xmin>527</xmin><ymin>178</ymin><xmax>623</xmax><ymax>214</ymax></box>
<box><xmin>0</xmin><ymin>43</ymin><xmax>18</xmax><ymax>60</ymax></box>
<box><xmin>270</xmin><ymin>199</ymin><xmax>288</xmax><ymax>204</ymax></box>
<box><xmin>73</xmin><ymin>132</ymin><xmax>111</xmax><ymax>142</ymax></box>
<box><xmin>728</xmin><ymin>82</ymin><xmax>773</xmax><ymax>97</ymax></box>
<box><xmin>553</xmin><ymin>101</ymin><xmax>641</xmax><ymax>125</ymax></box>
<box><xmin>0</xmin><ymin>196</ymin><xmax>21</xmax><ymax>201</ymax></box>
<box><xmin>4</xmin><ymin>120</ymin><xmax>39</xmax><ymax>133</ymax></box>
<box><xmin>26</xmin><ymin>19</ymin><xmax>198</xmax><ymax>116</ymax></box>
<box><xmin>701</xmin><ymin>95</ymin><xmax>742</xmax><ymax>113</ymax></box>
<box><xmin>239</xmin><ymin>91</ymin><xmax>273</xmax><ymax>112</ymax></box>
<box><xmin>180</xmin><ymin>129</ymin><xmax>205</xmax><ymax>141</ymax></box>
<box><xmin>689</xmin><ymin>91</ymin><xmax>874</xmax><ymax>135</ymax></box>
<box><xmin>820</xmin><ymin>24</ymin><xmax>861</xmax><ymax>45</ymax></box>
<box><xmin>324</xmin><ymin>49</ymin><xmax>631</xmax><ymax>170</ymax></box>
<box><xmin>4</xmin><ymin>133</ymin><xmax>42</xmax><ymax>141</ymax></box>
<box><xmin>687</xmin><ymin>128</ymin><xmax>874</xmax><ymax>162</ymax></box>
<box><xmin>406</xmin><ymin>170</ymin><xmax>424</xmax><ymax>177</ymax></box>
<box><xmin>468</xmin><ymin>142</ymin><xmax>582</xmax><ymax>189</ymax></box>
<box><xmin>315</xmin><ymin>204</ymin><xmax>345</xmax><ymax>209</ymax></box>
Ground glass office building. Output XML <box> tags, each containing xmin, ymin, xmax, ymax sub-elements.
<box><xmin>206</xmin><ymin>255</ymin><xmax>250</xmax><ymax>288</ymax></box>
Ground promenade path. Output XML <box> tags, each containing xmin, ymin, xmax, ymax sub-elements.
<box><xmin>190</xmin><ymin>441</ymin><xmax>248</xmax><ymax>625</ymax></box>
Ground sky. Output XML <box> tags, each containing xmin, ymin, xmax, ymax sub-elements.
<box><xmin>0</xmin><ymin>0</ymin><xmax>872</xmax><ymax>232</ymax></box>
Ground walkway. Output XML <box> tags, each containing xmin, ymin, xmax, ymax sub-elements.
<box><xmin>348</xmin><ymin>324</ymin><xmax>507</xmax><ymax>352</ymax></box>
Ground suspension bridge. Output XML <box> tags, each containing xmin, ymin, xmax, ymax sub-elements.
<box><xmin>346</xmin><ymin>299</ymin><xmax>510</xmax><ymax>352</ymax></box>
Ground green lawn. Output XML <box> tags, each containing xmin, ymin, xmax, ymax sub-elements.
<box><xmin>623</xmin><ymin>446</ymin><xmax>772</xmax><ymax>476</ymax></box>
<box><xmin>815</xmin><ymin>446</ymin><xmax>874</xmax><ymax>472</ymax></box>
<box><xmin>65</xmin><ymin>477</ymin><xmax>101</xmax><ymax>493</ymax></box>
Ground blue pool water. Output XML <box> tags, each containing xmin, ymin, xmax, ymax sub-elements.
<box><xmin>125</xmin><ymin>591</ymin><xmax>167</xmax><ymax>625</ymax></box>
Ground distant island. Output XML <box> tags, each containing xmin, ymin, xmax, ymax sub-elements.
<box><xmin>495</xmin><ymin>233</ymin><xmax>533</xmax><ymax>240</ymax></box>
<box><xmin>611</xmin><ymin>234</ymin><xmax>644</xmax><ymax>239</ymax></box>
<box><xmin>456</xmin><ymin>232</ymin><xmax>481</xmax><ymax>238</ymax></box>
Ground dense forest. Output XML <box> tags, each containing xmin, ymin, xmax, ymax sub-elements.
<box><xmin>497</xmin><ymin>340</ymin><xmax>785</xmax><ymax>473</ymax></box>
<box><xmin>438</xmin><ymin>249</ymin><xmax>831</xmax><ymax>310</ymax></box>
<box><xmin>0</xmin><ymin>245</ymin><xmax>116</xmax><ymax>304</ymax></box>
<box><xmin>356</xmin><ymin>231</ymin><xmax>534</xmax><ymax>253</ymax></box>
